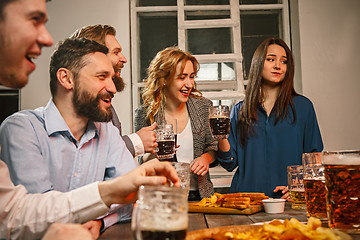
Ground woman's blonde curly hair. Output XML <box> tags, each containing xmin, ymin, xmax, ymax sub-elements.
<box><xmin>142</xmin><ymin>47</ymin><xmax>202</xmax><ymax>123</ymax></box>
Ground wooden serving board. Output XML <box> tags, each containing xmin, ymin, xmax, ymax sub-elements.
<box><xmin>188</xmin><ymin>203</ymin><xmax>263</xmax><ymax>215</ymax></box>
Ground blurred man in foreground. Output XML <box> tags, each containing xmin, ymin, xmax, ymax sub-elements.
<box><xmin>0</xmin><ymin>0</ymin><xmax>179</xmax><ymax>239</ymax></box>
<box><xmin>0</xmin><ymin>37</ymin><xmax>139</xmax><ymax>235</ymax></box>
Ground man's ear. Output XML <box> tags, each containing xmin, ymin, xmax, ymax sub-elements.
<box><xmin>56</xmin><ymin>68</ymin><xmax>74</xmax><ymax>90</ymax></box>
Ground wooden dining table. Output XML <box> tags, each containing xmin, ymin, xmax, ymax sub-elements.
<box><xmin>99</xmin><ymin>203</ymin><xmax>360</xmax><ymax>240</ymax></box>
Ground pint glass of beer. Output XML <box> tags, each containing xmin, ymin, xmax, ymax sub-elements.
<box><xmin>132</xmin><ymin>185</ymin><xmax>188</xmax><ymax>240</ymax></box>
<box><xmin>287</xmin><ymin>165</ymin><xmax>306</xmax><ymax>210</ymax></box>
<box><xmin>209</xmin><ymin>105</ymin><xmax>230</xmax><ymax>140</ymax></box>
<box><xmin>323</xmin><ymin>150</ymin><xmax>360</xmax><ymax>233</ymax></box>
<box><xmin>154</xmin><ymin>123</ymin><xmax>176</xmax><ymax>161</ymax></box>
<box><xmin>302</xmin><ymin>152</ymin><xmax>327</xmax><ymax>219</ymax></box>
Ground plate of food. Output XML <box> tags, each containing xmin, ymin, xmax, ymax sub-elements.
<box><xmin>189</xmin><ymin>192</ymin><xmax>267</xmax><ymax>215</ymax></box>
<box><xmin>185</xmin><ymin>217</ymin><xmax>352</xmax><ymax>240</ymax></box>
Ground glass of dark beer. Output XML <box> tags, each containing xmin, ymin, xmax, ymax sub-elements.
<box><xmin>323</xmin><ymin>150</ymin><xmax>360</xmax><ymax>234</ymax></box>
<box><xmin>165</xmin><ymin>119</ymin><xmax>178</xmax><ymax>162</ymax></box>
<box><xmin>302</xmin><ymin>152</ymin><xmax>327</xmax><ymax>220</ymax></box>
<box><xmin>287</xmin><ymin>165</ymin><xmax>306</xmax><ymax>210</ymax></box>
<box><xmin>154</xmin><ymin>123</ymin><xmax>176</xmax><ymax>161</ymax></box>
<box><xmin>165</xmin><ymin>119</ymin><xmax>177</xmax><ymax>142</ymax></box>
<box><xmin>209</xmin><ymin>105</ymin><xmax>230</xmax><ymax>140</ymax></box>
<box><xmin>132</xmin><ymin>185</ymin><xmax>188</xmax><ymax>240</ymax></box>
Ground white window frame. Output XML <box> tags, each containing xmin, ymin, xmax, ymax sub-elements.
<box><xmin>130</xmin><ymin>0</ymin><xmax>290</xmax><ymax>111</ymax></box>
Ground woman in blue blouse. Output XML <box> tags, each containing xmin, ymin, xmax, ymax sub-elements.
<box><xmin>217</xmin><ymin>38</ymin><xmax>323</xmax><ymax>198</ymax></box>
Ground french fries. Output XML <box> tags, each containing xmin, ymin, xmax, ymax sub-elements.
<box><xmin>223</xmin><ymin>217</ymin><xmax>344</xmax><ymax>240</ymax></box>
<box><xmin>194</xmin><ymin>192</ymin><xmax>269</xmax><ymax>209</ymax></box>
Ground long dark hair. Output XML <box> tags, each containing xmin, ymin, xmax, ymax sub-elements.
<box><xmin>238</xmin><ymin>38</ymin><xmax>298</xmax><ymax>146</ymax></box>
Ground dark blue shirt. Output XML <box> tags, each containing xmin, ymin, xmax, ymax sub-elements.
<box><xmin>217</xmin><ymin>95</ymin><xmax>323</xmax><ymax>197</ymax></box>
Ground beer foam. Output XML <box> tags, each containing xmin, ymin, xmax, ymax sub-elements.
<box><xmin>304</xmin><ymin>176</ymin><xmax>325</xmax><ymax>181</ymax></box>
<box><xmin>140</xmin><ymin>211</ymin><xmax>188</xmax><ymax>231</ymax></box>
<box><xmin>291</xmin><ymin>188</ymin><xmax>305</xmax><ymax>192</ymax></box>
<box><xmin>323</xmin><ymin>153</ymin><xmax>360</xmax><ymax>165</ymax></box>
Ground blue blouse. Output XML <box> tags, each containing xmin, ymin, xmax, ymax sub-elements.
<box><xmin>217</xmin><ymin>95</ymin><xmax>323</xmax><ymax>197</ymax></box>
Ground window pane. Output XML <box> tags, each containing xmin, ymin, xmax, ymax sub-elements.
<box><xmin>185</xmin><ymin>0</ymin><xmax>229</xmax><ymax>5</ymax></box>
<box><xmin>138</xmin><ymin>87</ymin><xmax>144</xmax><ymax>105</ymax></box>
<box><xmin>200</xmin><ymin>88</ymin><xmax>237</xmax><ymax>95</ymax></box>
<box><xmin>139</xmin><ymin>13</ymin><xmax>178</xmax><ymax>81</ymax></box>
<box><xmin>185</xmin><ymin>10</ymin><xmax>230</xmax><ymax>20</ymax></box>
<box><xmin>240</xmin><ymin>10</ymin><xmax>281</xmax><ymax>79</ymax></box>
<box><xmin>188</xmin><ymin>28</ymin><xmax>232</xmax><ymax>55</ymax></box>
<box><xmin>211</xmin><ymin>99</ymin><xmax>238</xmax><ymax>110</ymax></box>
<box><xmin>240</xmin><ymin>0</ymin><xmax>279</xmax><ymax>4</ymax></box>
<box><xmin>197</xmin><ymin>63</ymin><xmax>235</xmax><ymax>81</ymax></box>
<box><xmin>138</xmin><ymin>0</ymin><xmax>176</xmax><ymax>6</ymax></box>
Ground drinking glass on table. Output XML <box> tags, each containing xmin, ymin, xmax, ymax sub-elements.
<box><xmin>302</xmin><ymin>153</ymin><xmax>327</xmax><ymax>219</ymax></box>
<box><xmin>287</xmin><ymin>165</ymin><xmax>306</xmax><ymax>210</ymax></box>
<box><xmin>302</xmin><ymin>152</ymin><xmax>327</xmax><ymax>220</ymax></box>
<box><xmin>171</xmin><ymin>162</ymin><xmax>190</xmax><ymax>198</ymax></box>
<box><xmin>131</xmin><ymin>185</ymin><xmax>188</xmax><ymax>240</ymax></box>
<box><xmin>209</xmin><ymin>105</ymin><xmax>230</xmax><ymax>140</ymax></box>
<box><xmin>323</xmin><ymin>150</ymin><xmax>360</xmax><ymax>234</ymax></box>
<box><xmin>154</xmin><ymin>123</ymin><xmax>176</xmax><ymax>161</ymax></box>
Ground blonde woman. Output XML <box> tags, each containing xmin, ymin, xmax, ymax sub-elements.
<box><xmin>134</xmin><ymin>47</ymin><xmax>217</xmax><ymax>200</ymax></box>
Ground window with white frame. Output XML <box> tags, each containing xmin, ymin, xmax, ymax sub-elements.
<box><xmin>130</xmin><ymin>0</ymin><xmax>290</xmax><ymax>110</ymax></box>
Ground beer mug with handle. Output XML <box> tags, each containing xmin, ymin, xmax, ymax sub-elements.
<box><xmin>302</xmin><ymin>152</ymin><xmax>327</xmax><ymax>220</ymax></box>
<box><xmin>323</xmin><ymin>150</ymin><xmax>360</xmax><ymax>233</ymax></box>
<box><xmin>209</xmin><ymin>105</ymin><xmax>230</xmax><ymax>140</ymax></box>
<box><xmin>154</xmin><ymin>123</ymin><xmax>176</xmax><ymax>161</ymax></box>
<box><xmin>132</xmin><ymin>185</ymin><xmax>188</xmax><ymax>240</ymax></box>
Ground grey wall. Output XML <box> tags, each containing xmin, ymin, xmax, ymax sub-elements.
<box><xmin>297</xmin><ymin>0</ymin><xmax>360</xmax><ymax>151</ymax></box>
<box><xmin>21</xmin><ymin>0</ymin><xmax>360</xmax><ymax>151</ymax></box>
<box><xmin>21</xmin><ymin>0</ymin><xmax>132</xmax><ymax>134</ymax></box>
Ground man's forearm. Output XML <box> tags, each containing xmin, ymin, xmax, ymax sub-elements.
<box><xmin>0</xmin><ymin>181</ymin><xmax>108</xmax><ymax>239</ymax></box>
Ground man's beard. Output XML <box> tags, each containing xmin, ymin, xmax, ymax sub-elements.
<box><xmin>113</xmin><ymin>74</ymin><xmax>125</xmax><ymax>92</ymax></box>
<box><xmin>73</xmin><ymin>82</ymin><xmax>113</xmax><ymax>122</ymax></box>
